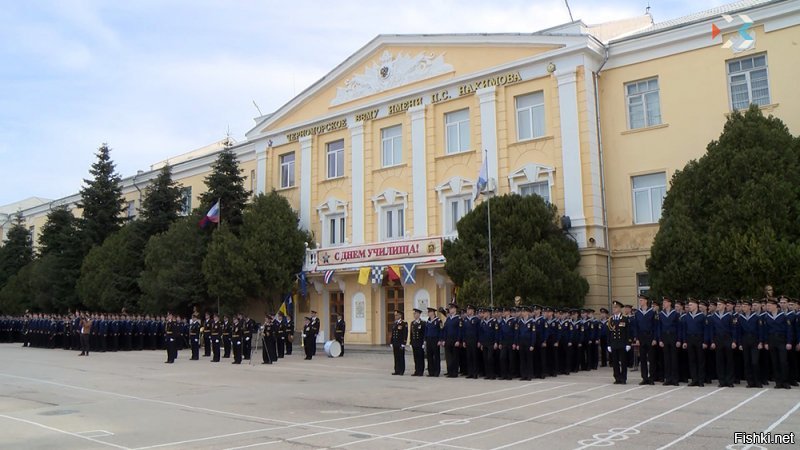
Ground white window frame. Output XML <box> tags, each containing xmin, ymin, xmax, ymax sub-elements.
<box><xmin>444</xmin><ymin>195</ymin><xmax>473</xmax><ymax>237</ymax></box>
<box><xmin>326</xmin><ymin>139</ymin><xmax>345</xmax><ymax>179</ymax></box>
<box><xmin>324</xmin><ymin>213</ymin><xmax>346</xmax><ymax>247</ymax></box>
<box><xmin>636</xmin><ymin>272</ymin><xmax>650</xmax><ymax>297</ymax></box>
<box><xmin>126</xmin><ymin>200</ymin><xmax>136</xmax><ymax>219</ymax></box>
<box><xmin>727</xmin><ymin>53</ymin><xmax>770</xmax><ymax>111</ymax></box>
<box><xmin>631</xmin><ymin>172</ymin><xmax>667</xmax><ymax>225</ymax></box>
<box><xmin>508</xmin><ymin>163</ymin><xmax>555</xmax><ymax>204</ymax></box>
<box><xmin>518</xmin><ymin>180</ymin><xmax>550</xmax><ymax>203</ymax></box>
<box><xmin>445</xmin><ymin>109</ymin><xmax>470</xmax><ymax>154</ymax></box>
<box><xmin>381</xmin><ymin>204</ymin><xmax>405</xmax><ymax>241</ymax></box>
<box><xmin>381</xmin><ymin>125</ymin><xmax>403</xmax><ymax>168</ymax></box>
<box><xmin>179</xmin><ymin>187</ymin><xmax>192</xmax><ymax>216</ymax></box>
<box><xmin>625</xmin><ymin>77</ymin><xmax>662</xmax><ymax>130</ymax></box>
<box><xmin>515</xmin><ymin>91</ymin><xmax>545</xmax><ymax>141</ymax></box>
<box><xmin>371</xmin><ymin>189</ymin><xmax>409</xmax><ymax>242</ymax></box>
<box><xmin>279</xmin><ymin>152</ymin><xmax>295</xmax><ymax>188</ymax></box>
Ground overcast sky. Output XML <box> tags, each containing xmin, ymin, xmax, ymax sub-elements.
<box><xmin>0</xmin><ymin>0</ymin><xmax>729</xmax><ymax>205</ymax></box>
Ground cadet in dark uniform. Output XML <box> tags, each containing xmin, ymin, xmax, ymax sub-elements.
<box><xmin>443</xmin><ymin>303</ymin><xmax>462</xmax><ymax>378</ymax></box>
<box><xmin>543</xmin><ymin>307</ymin><xmax>559</xmax><ymax>377</ymax></box>
<box><xmin>164</xmin><ymin>313</ymin><xmax>177</xmax><ymax>364</ymax></box>
<box><xmin>275</xmin><ymin>312</ymin><xmax>286</xmax><ymax>359</ymax></box>
<box><xmin>737</xmin><ymin>300</ymin><xmax>762</xmax><ymax>388</ymax></box>
<box><xmin>764</xmin><ymin>298</ymin><xmax>792</xmax><ymax>389</ymax></box>
<box><xmin>598</xmin><ymin>308</ymin><xmax>609</xmax><ymax>367</ymax></box>
<box><xmin>302</xmin><ymin>316</ymin><xmax>314</xmax><ymax>360</ymax></box>
<box><xmin>708</xmin><ymin>298</ymin><xmax>737</xmax><ymax>387</ymax></box>
<box><xmin>262</xmin><ymin>314</ymin><xmax>276</xmax><ymax>364</ymax></box>
<box><xmin>425</xmin><ymin>307</ymin><xmax>442</xmax><ymax>377</ymax></box>
<box><xmin>633</xmin><ymin>295</ymin><xmax>657</xmax><ymax>385</ymax></box>
<box><xmin>285</xmin><ymin>314</ymin><xmax>294</xmax><ymax>356</ymax></box>
<box><xmin>607</xmin><ymin>300</ymin><xmax>632</xmax><ymax>384</ymax></box>
<box><xmin>243</xmin><ymin>315</ymin><xmax>254</xmax><ymax>360</ymax></box>
<box><xmin>478</xmin><ymin>307</ymin><xmax>499</xmax><ymax>380</ymax></box>
<box><xmin>222</xmin><ymin>316</ymin><xmax>232</xmax><ymax>358</ymax></box>
<box><xmin>516</xmin><ymin>306</ymin><xmax>536</xmax><ymax>381</ymax></box>
<box><xmin>462</xmin><ymin>305</ymin><xmax>480</xmax><ymax>379</ymax></box>
<box><xmin>657</xmin><ymin>296</ymin><xmax>680</xmax><ymax>386</ymax></box>
<box><xmin>189</xmin><ymin>314</ymin><xmax>201</xmax><ymax>360</ymax></box>
<box><xmin>231</xmin><ymin>316</ymin><xmax>243</xmax><ymax>364</ymax></box>
<box><xmin>410</xmin><ymin>308</ymin><xmax>425</xmax><ymax>376</ymax></box>
<box><xmin>310</xmin><ymin>311</ymin><xmax>320</xmax><ymax>356</ymax></box>
<box><xmin>210</xmin><ymin>314</ymin><xmax>222</xmax><ymax>362</ymax></box>
<box><xmin>203</xmin><ymin>312</ymin><xmax>212</xmax><ymax>357</ymax></box>
<box><xmin>334</xmin><ymin>313</ymin><xmax>346</xmax><ymax>356</ymax></box>
<box><xmin>498</xmin><ymin>307</ymin><xmax>515</xmax><ymax>380</ymax></box>
<box><xmin>680</xmin><ymin>298</ymin><xmax>710</xmax><ymax>387</ymax></box>
<box><xmin>391</xmin><ymin>310</ymin><xmax>408</xmax><ymax>375</ymax></box>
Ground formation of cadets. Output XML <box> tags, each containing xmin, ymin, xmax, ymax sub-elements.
<box><xmin>388</xmin><ymin>294</ymin><xmax>800</xmax><ymax>389</ymax></box>
<box><xmin>1</xmin><ymin>309</ymin><xmax>315</xmax><ymax>366</ymax></box>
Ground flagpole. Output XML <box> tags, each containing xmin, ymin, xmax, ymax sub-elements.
<box><xmin>487</xmin><ymin>185</ymin><xmax>494</xmax><ymax>309</ymax></box>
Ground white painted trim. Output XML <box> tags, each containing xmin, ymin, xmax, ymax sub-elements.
<box><xmin>508</xmin><ymin>163</ymin><xmax>556</xmax><ymax>200</ymax></box>
<box><xmin>299</xmin><ymin>136</ymin><xmax>313</xmax><ymax>230</ymax></box>
<box><xmin>409</xmin><ymin>105</ymin><xmax>428</xmax><ymax>238</ymax></box>
<box><xmin>350</xmin><ymin>123</ymin><xmax>365</xmax><ymax>244</ymax></box>
<box><xmin>583</xmin><ymin>68</ymin><xmax>605</xmax><ymax>239</ymax></box>
<box><xmin>477</xmin><ymin>86</ymin><xmax>499</xmax><ymax>187</ymax></box>
<box><xmin>255</xmin><ymin>140</ymin><xmax>268</xmax><ymax>195</ymax></box>
<box><xmin>555</xmin><ymin>67</ymin><xmax>587</xmax><ymax>248</ymax></box>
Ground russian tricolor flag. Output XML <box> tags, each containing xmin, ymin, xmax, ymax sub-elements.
<box><xmin>199</xmin><ymin>200</ymin><xmax>221</xmax><ymax>228</ymax></box>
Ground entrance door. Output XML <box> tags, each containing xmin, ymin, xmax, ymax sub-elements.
<box><xmin>329</xmin><ymin>292</ymin><xmax>344</xmax><ymax>340</ymax></box>
<box><xmin>385</xmin><ymin>287</ymin><xmax>405</xmax><ymax>344</ymax></box>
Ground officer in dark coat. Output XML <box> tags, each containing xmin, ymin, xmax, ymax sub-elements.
<box><xmin>425</xmin><ymin>307</ymin><xmax>442</xmax><ymax>377</ymax></box>
<box><xmin>210</xmin><ymin>314</ymin><xmax>222</xmax><ymax>362</ymax></box>
<box><xmin>231</xmin><ymin>316</ymin><xmax>243</xmax><ymax>364</ymax></box>
<box><xmin>189</xmin><ymin>314</ymin><xmax>201</xmax><ymax>360</ymax></box>
<box><xmin>390</xmin><ymin>310</ymin><xmax>408</xmax><ymax>375</ymax></box>
<box><xmin>607</xmin><ymin>300</ymin><xmax>632</xmax><ymax>384</ymax></box>
<box><xmin>222</xmin><ymin>315</ymin><xmax>232</xmax><ymax>358</ymax></box>
<box><xmin>275</xmin><ymin>312</ymin><xmax>286</xmax><ymax>359</ymax></box>
<box><xmin>203</xmin><ymin>312</ymin><xmax>212</xmax><ymax>357</ymax></box>
<box><xmin>285</xmin><ymin>314</ymin><xmax>294</xmax><ymax>356</ymax></box>
<box><xmin>334</xmin><ymin>313</ymin><xmax>346</xmax><ymax>356</ymax></box>
<box><xmin>164</xmin><ymin>313</ymin><xmax>177</xmax><ymax>364</ymax></box>
<box><xmin>302</xmin><ymin>316</ymin><xmax>314</xmax><ymax>360</ymax></box>
<box><xmin>242</xmin><ymin>315</ymin><xmax>254</xmax><ymax>360</ymax></box>
<box><xmin>410</xmin><ymin>308</ymin><xmax>425</xmax><ymax>376</ymax></box>
<box><xmin>262</xmin><ymin>314</ymin><xmax>277</xmax><ymax>364</ymax></box>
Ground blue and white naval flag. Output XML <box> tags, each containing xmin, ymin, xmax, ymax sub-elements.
<box><xmin>473</xmin><ymin>151</ymin><xmax>488</xmax><ymax>201</ymax></box>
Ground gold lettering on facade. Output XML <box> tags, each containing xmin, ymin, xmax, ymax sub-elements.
<box><xmin>355</xmin><ymin>109</ymin><xmax>379</xmax><ymax>122</ymax></box>
<box><xmin>388</xmin><ymin>97</ymin><xmax>423</xmax><ymax>115</ymax></box>
<box><xmin>458</xmin><ymin>71</ymin><xmax>522</xmax><ymax>97</ymax></box>
<box><xmin>431</xmin><ymin>90</ymin><xmax>451</xmax><ymax>104</ymax></box>
<box><xmin>286</xmin><ymin>118</ymin><xmax>348</xmax><ymax>142</ymax></box>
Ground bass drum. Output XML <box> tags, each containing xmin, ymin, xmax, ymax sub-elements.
<box><xmin>324</xmin><ymin>340</ymin><xmax>342</xmax><ymax>358</ymax></box>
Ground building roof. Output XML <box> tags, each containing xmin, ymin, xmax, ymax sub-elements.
<box><xmin>0</xmin><ymin>197</ymin><xmax>52</xmax><ymax>215</ymax></box>
<box><xmin>612</xmin><ymin>0</ymin><xmax>784</xmax><ymax>41</ymax></box>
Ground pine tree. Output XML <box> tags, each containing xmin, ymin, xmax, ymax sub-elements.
<box><xmin>199</xmin><ymin>148</ymin><xmax>249</xmax><ymax>233</ymax></box>
<box><xmin>0</xmin><ymin>214</ymin><xmax>33</xmax><ymax>290</ymax></box>
<box><xmin>648</xmin><ymin>106</ymin><xmax>800</xmax><ymax>298</ymax></box>
<box><xmin>28</xmin><ymin>208</ymin><xmax>83</xmax><ymax>313</ymax></box>
<box><xmin>443</xmin><ymin>194</ymin><xmax>589</xmax><ymax>307</ymax></box>
<box><xmin>79</xmin><ymin>143</ymin><xmax>125</xmax><ymax>248</ymax></box>
<box><xmin>203</xmin><ymin>224</ymin><xmax>258</xmax><ymax>314</ymax></box>
<box><xmin>140</xmin><ymin>164</ymin><xmax>183</xmax><ymax>238</ymax></box>
<box><xmin>38</xmin><ymin>208</ymin><xmax>79</xmax><ymax>257</ymax></box>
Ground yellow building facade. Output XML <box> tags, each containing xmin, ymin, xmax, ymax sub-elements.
<box><xmin>3</xmin><ymin>0</ymin><xmax>799</xmax><ymax>344</ymax></box>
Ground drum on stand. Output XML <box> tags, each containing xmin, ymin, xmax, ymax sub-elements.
<box><xmin>324</xmin><ymin>340</ymin><xmax>342</xmax><ymax>358</ymax></box>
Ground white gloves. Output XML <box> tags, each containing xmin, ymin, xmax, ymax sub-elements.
<box><xmin>607</xmin><ymin>346</ymin><xmax>612</xmax><ymax>353</ymax></box>
<box><xmin>625</xmin><ymin>345</ymin><xmax>631</xmax><ymax>352</ymax></box>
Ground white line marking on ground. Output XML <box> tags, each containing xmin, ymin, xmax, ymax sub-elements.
<box><xmin>491</xmin><ymin>387</ymin><xmax>683</xmax><ymax>450</ymax></box>
<box><xmin>77</xmin><ymin>430</ymin><xmax>115</xmax><ymax>438</ymax></box>
<box><xmin>0</xmin><ymin>371</ymin><xmax>518</xmax><ymax>450</ymax></box>
<box><xmin>222</xmin><ymin>440</ymin><xmax>283</xmax><ymax>450</ymax></box>
<box><xmin>741</xmin><ymin>399</ymin><xmax>800</xmax><ymax>450</ymax></box>
<box><xmin>405</xmin><ymin>385</ymin><xmax>651</xmax><ymax>450</ymax></box>
<box><xmin>655</xmin><ymin>389</ymin><xmax>768</xmax><ymax>450</ymax></box>
<box><xmin>332</xmin><ymin>383</ymin><xmax>601</xmax><ymax>448</ymax></box>
<box><xmin>574</xmin><ymin>388</ymin><xmax>723</xmax><ymax>449</ymax></box>
<box><xmin>0</xmin><ymin>414</ymin><xmax>129</xmax><ymax>449</ymax></box>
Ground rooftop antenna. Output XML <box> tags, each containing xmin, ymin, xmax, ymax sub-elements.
<box><xmin>564</xmin><ymin>0</ymin><xmax>574</xmax><ymax>22</ymax></box>
<box><xmin>646</xmin><ymin>2</ymin><xmax>651</xmax><ymax>15</ymax></box>
<box><xmin>252</xmin><ymin>100</ymin><xmax>263</xmax><ymax>117</ymax></box>
<box><xmin>225</xmin><ymin>125</ymin><xmax>232</xmax><ymax>147</ymax></box>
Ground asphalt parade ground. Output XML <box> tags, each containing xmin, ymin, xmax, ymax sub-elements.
<box><xmin>1</xmin><ymin>344</ymin><xmax>798</xmax><ymax>450</ymax></box>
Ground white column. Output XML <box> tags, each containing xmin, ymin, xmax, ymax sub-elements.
<box><xmin>409</xmin><ymin>105</ymin><xmax>428</xmax><ymax>237</ymax></box>
<box><xmin>350</xmin><ymin>122</ymin><xmax>365</xmax><ymax>244</ymax></box>
<box><xmin>255</xmin><ymin>139</ymin><xmax>269</xmax><ymax>195</ymax></box>
<box><xmin>556</xmin><ymin>69</ymin><xmax>587</xmax><ymax>247</ymax></box>
<box><xmin>299</xmin><ymin>136</ymin><xmax>312</xmax><ymax>230</ymax></box>
<box><xmin>477</xmin><ymin>86</ymin><xmax>499</xmax><ymax>187</ymax></box>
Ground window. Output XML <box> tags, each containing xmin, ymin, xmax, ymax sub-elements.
<box><xmin>280</xmin><ymin>152</ymin><xmax>295</xmax><ymax>188</ymax></box>
<box><xmin>179</xmin><ymin>187</ymin><xmax>192</xmax><ymax>216</ymax></box>
<box><xmin>126</xmin><ymin>201</ymin><xmax>136</xmax><ymax>219</ymax></box>
<box><xmin>632</xmin><ymin>172</ymin><xmax>667</xmax><ymax>224</ymax></box>
<box><xmin>637</xmin><ymin>272</ymin><xmax>650</xmax><ymax>297</ymax></box>
<box><xmin>381</xmin><ymin>125</ymin><xmax>403</xmax><ymax>167</ymax></box>
<box><xmin>445</xmin><ymin>109</ymin><xmax>470</xmax><ymax>154</ymax></box>
<box><xmin>326</xmin><ymin>213</ymin><xmax>346</xmax><ymax>246</ymax></box>
<box><xmin>519</xmin><ymin>181</ymin><xmax>550</xmax><ymax>203</ymax></box>
<box><xmin>445</xmin><ymin>196</ymin><xmax>473</xmax><ymax>235</ymax></box>
<box><xmin>625</xmin><ymin>78</ymin><xmax>661</xmax><ymax>129</ymax></box>
<box><xmin>381</xmin><ymin>205</ymin><xmax>405</xmax><ymax>241</ymax></box>
<box><xmin>250</xmin><ymin>169</ymin><xmax>256</xmax><ymax>193</ymax></box>
<box><xmin>727</xmin><ymin>54</ymin><xmax>770</xmax><ymax>110</ymax></box>
<box><xmin>516</xmin><ymin>92</ymin><xmax>545</xmax><ymax>140</ymax></box>
<box><xmin>326</xmin><ymin>139</ymin><xmax>345</xmax><ymax>179</ymax></box>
